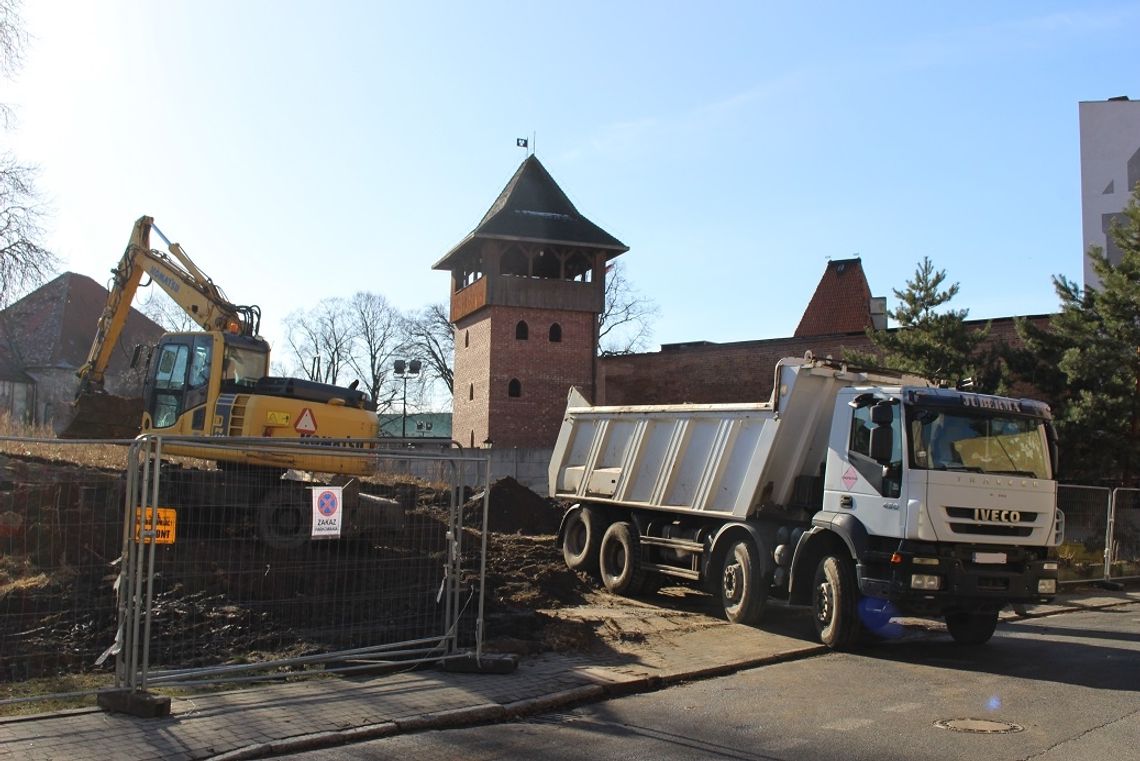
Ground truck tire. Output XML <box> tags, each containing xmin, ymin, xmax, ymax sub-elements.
<box><xmin>599</xmin><ymin>521</ymin><xmax>647</xmax><ymax>595</ymax></box>
<box><xmin>258</xmin><ymin>488</ymin><xmax>310</xmax><ymax>550</ymax></box>
<box><xmin>945</xmin><ymin>609</ymin><xmax>999</xmax><ymax>645</ymax></box>
<box><xmin>563</xmin><ymin>505</ymin><xmax>603</xmax><ymax>574</ymax></box>
<box><xmin>720</xmin><ymin>538</ymin><xmax>768</xmax><ymax>625</ymax></box>
<box><xmin>813</xmin><ymin>554</ymin><xmax>862</xmax><ymax>650</ymax></box>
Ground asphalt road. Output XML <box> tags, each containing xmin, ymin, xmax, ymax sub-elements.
<box><xmin>281</xmin><ymin>604</ymin><xmax>1140</xmax><ymax>761</ymax></box>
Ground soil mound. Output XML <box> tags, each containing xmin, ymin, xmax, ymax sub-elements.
<box><xmin>463</xmin><ymin>476</ymin><xmax>563</xmax><ymax>535</ymax></box>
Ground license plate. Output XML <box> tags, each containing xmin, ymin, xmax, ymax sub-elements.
<box><xmin>973</xmin><ymin>551</ymin><xmax>1007</xmax><ymax>564</ymax></box>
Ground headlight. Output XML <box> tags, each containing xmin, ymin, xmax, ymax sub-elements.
<box><xmin>910</xmin><ymin>574</ymin><xmax>942</xmax><ymax>591</ymax></box>
<box><xmin>1038</xmin><ymin>579</ymin><xmax>1057</xmax><ymax>594</ymax></box>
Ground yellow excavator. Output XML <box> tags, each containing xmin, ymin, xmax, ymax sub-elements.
<box><xmin>67</xmin><ymin>217</ymin><xmax>388</xmax><ymax>546</ymax></box>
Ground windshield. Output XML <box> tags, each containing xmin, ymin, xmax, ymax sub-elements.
<box><xmin>907</xmin><ymin>407</ymin><xmax>1052</xmax><ymax>479</ymax></box>
<box><xmin>222</xmin><ymin>344</ymin><xmax>268</xmax><ymax>388</ymax></box>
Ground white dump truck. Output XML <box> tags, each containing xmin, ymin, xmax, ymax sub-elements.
<box><xmin>550</xmin><ymin>354</ymin><xmax>1062</xmax><ymax>649</ymax></box>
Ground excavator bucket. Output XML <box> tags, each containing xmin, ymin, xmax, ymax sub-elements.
<box><xmin>59</xmin><ymin>392</ymin><xmax>144</xmax><ymax>440</ymax></box>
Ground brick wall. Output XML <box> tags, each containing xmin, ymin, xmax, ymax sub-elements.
<box><xmin>598</xmin><ymin>315</ymin><xmax>1056</xmax><ymax>406</ymax></box>
<box><xmin>599</xmin><ymin>333</ymin><xmax>875</xmax><ymax>405</ymax></box>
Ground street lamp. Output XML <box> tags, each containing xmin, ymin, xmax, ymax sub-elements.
<box><xmin>393</xmin><ymin>359</ymin><xmax>421</xmax><ymax>437</ymax></box>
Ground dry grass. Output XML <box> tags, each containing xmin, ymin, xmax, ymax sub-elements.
<box><xmin>0</xmin><ymin>415</ymin><xmax>129</xmax><ymax>470</ymax></box>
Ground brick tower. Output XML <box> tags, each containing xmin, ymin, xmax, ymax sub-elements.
<box><xmin>434</xmin><ymin>155</ymin><xmax>627</xmax><ymax>449</ymax></box>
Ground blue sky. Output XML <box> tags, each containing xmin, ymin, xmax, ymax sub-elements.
<box><xmin>5</xmin><ymin>1</ymin><xmax>1139</xmax><ymax>359</ymax></box>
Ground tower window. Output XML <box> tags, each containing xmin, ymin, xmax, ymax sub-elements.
<box><xmin>515</xmin><ymin>321</ymin><xmax>529</xmax><ymax>340</ymax></box>
<box><xmin>468</xmin><ymin>383</ymin><xmax>474</xmax><ymax>400</ymax></box>
<box><xmin>464</xmin><ymin>330</ymin><xmax>469</xmax><ymax>348</ymax></box>
<box><xmin>508</xmin><ymin>379</ymin><xmax>522</xmax><ymax>398</ymax></box>
<box><xmin>549</xmin><ymin>323</ymin><xmax>562</xmax><ymax>342</ymax></box>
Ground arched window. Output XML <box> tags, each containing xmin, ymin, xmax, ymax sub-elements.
<box><xmin>468</xmin><ymin>383</ymin><xmax>474</xmax><ymax>400</ymax></box>
<box><xmin>508</xmin><ymin>379</ymin><xmax>522</xmax><ymax>398</ymax></box>
<box><xmin>515</xmin><ymin>321</ymin><xmax>529</xmax><ymax>340</ymax></box>
<box><xmin>549</xmin><ymin>323</ymin><xmax>562</xmax><ymax>342</ymax></box>
<box><xmin>464</xmin><ymin>330</ymin><xmax>469</xmax><ymax>348</ymax></box>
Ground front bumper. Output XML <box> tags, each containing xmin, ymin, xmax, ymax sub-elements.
<box><xmin>858</xmin><ymin>543</ymin><xmax>1057</xmax><ymax>615</ymax></box>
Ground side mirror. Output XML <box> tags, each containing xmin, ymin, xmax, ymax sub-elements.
<box><xmin>870</xmin><ymin>426</ymin><xmax>893</xmax><ymax>464</ymax></box>
<box><xmin>870</xmin><ymin>401</ymin><xmax>894</xmax><ymax>426</ymax></box>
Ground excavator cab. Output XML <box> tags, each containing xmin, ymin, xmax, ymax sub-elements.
<box><xmin>141</xmin><ymin>332</ymin><xmax>270</xmax><ymax>434</ymax></box>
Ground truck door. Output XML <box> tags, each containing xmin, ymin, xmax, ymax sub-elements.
<box><xmin>823</xmin><ymin>393</ymin><xmax>906</xmax><ymax>537</ymax></box>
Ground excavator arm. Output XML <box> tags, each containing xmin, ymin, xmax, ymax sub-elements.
<box><xmin>75</xmin><ymin>215</ymin><xmax>261</xmax><ymax>395</ymax></box>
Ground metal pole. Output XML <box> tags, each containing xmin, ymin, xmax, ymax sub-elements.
<box><xmin>401</xmin><ymin>374</ymin><xmax>408</xmax><ymax>437</ymax></box>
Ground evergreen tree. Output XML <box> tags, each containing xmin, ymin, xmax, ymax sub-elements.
<box><xmin>853</xmin><ymin>257</ymin><xmax>993</xmax><ymax>388</ymax></box>
<box><xmin>1018</xmin><ymin>184</ymin><xmax>1140</xmax><ymax>485</ymax></box>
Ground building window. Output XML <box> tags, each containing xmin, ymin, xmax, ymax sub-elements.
<box><xmin>470</xmin><ymin>431</ymin><xmax>474</xmax><ymax>448</ymax></box>
<box><xmin>464</xmin><ymin>330</ymin><xmax>469</xmax><ymax>348</ymax></box>
<box><xmin>508</xmin><ymin>378</ymin><xmax>522</xmax><ymax>398</ymax></box>
<box><xmin>549</xmin><ymin>323</ymin><xmax>562</xmax><ymax>342</ymax></box>
<box><xmin>468</xmin><ymin>383</ymin><xmax>474</xmax><ymax>400</ymax></box>
<box><xmin>515</xmin><ymin>321</ymin><xmax>529</xmax><ymax>340</ymax></box>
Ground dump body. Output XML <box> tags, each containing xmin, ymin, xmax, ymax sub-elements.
<box><xmin>549</xmin><ymin>357</ymin><xmax>913</xmax><ymax>517</ymax></box>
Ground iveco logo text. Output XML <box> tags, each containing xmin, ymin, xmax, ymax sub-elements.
<box><xmin>974</xmin><ymin>508</ymin><xmax>1021</xmax><ymax>523</ymax></box>
<box><xmin>148</xmin><ymin>265</ymin><xmax>180</xmax><ymax>293</ymax></box>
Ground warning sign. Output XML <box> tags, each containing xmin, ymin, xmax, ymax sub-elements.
<box><xmin>311</xmin><ymin>486</ymin><xmax>342</xmax><ymax>538</ymax></box>
<box><xmin>295</xmin><ymin>408</ymin><xmax>317</xmax><ymax>434</ymax></box>
<box><xmin>134</xmin><ymin>507</ymin><xmax>177</xmax><ymax>544</ymax></box>
<box><xmin>842</xmin><ymin>467</ymin><xmax>859</xmax><ymax>490</ymax></box>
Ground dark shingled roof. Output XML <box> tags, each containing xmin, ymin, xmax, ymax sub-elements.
<box><xmin>794</xmin><ymin>258</ymin><xmax>875</xmax><ymax>337</ymax></box>
<box><xmin>434</xmin><ymin>155</ymin><xmax>628</xmax><ymax>270</ymax></box>
<box><xmin>0</xmin><ymin>272</ymin><xmax>165</xmax><ymax>373</ymax></box>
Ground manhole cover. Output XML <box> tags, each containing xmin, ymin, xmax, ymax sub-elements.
<box><xmin>934</xmin><ymin>718</ymin><xmax>1024</xmax><ymax>734</ymax></box>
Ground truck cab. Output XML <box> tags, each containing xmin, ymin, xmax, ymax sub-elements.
<box><xmin>818</xmin><ymin>386</ymin><xmax>1060</xmax><ymax>622</ymax></box>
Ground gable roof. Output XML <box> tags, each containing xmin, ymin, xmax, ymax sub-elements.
<box><xmin>0</xmin><ymin>272</ymin><xmax>165</xmax><ymax>373</ymax></box>
<box><xmin>794</xmin><ymin>258</ymin><xmax>875</xmax><ymax>337</ymax></box>
<box><xmin>434</xmin><ymin>155</ymin><xmax>628</xmax><ymax>270</ymax></box>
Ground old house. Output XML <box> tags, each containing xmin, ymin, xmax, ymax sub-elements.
<box><xmin>0</xmin><ymin>272</ymin><xmax>164</xmax><ymax>431</ymax></box>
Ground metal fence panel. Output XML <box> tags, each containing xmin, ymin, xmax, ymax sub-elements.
<box><xmin>0</xmin><ymin>438</ymin><xmax>126</xmax><ymax>708</ymax></box>
<box><xmin>118</xmin><ymin>436</ymin><xmax>489</xmax><ymax>692</ymax></box>
<box><xmin>1055</xmin><ymin>484</ymin><xmax>1112</xmax><ymax>585</ymax></box>
<box><xmin>1109</xmin><ymin>488</ymin><xmax>1140</xmax><ymax>582</ymax></box>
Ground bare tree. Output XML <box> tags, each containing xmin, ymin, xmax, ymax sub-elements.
<box><xmin>0</xmin><ymin>1</ymin><xmax>57</xmax><ymax>307</ymax></box>
<box><xmin>138</xmin><ymin>288</ymin><xmax>196</xmax><ymax>332</ymax></box>
<box><xmin>599</xmin><ymin>259</ymin><xmax>659</xmax><ymax>355</ymax></box>
<box><xmin>401</xmin><ymin>303</ymin><xmax>454</xmax><ymax>394</ymax></box>
<box><xmin>344</xmin><ymin>291</ymin><xmax>402</xmax><ymax>410</ymax></box>
<box><xmin>283</xmin><ymin>298</ymin><xmax>356</xmax><ymax>385</ymax></box>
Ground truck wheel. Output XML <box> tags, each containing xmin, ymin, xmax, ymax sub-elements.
<box><xmin>258</xmin><ymin>488</ymin><xmax>310</xmax><ymax>550</ymax></box>
<box><xmin>813</xmin><ymin>554</ymin><xmax>862</xmax><ymax>650</ymax></box>
<box><xmin>599</xmin><ymin>521</ymin><xmax>647</xmax><ymax>595</ymax></box>
<box><xmin>562</xmin><ymin>506</ymin><xmax>603</xmax><ymax>574</ymax></box>
<box><xmin>946</xmin><ymin>609</ymin><xmax>999</xmax><ymax>645</ymax></box>
<box><xmin>720</xmin><ymin>538</ymin><xmax>767</xmax><ymax>625</ymax></box>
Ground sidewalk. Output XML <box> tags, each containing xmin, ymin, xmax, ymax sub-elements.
<box><xmin>1</xmin><ymin>590</ymin><xmax>1136</xmax><ymax>761</ymax></box>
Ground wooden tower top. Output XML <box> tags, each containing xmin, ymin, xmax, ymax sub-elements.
<box><xmin>434</xmin><ymin>155</ymin><xmax>628</xmax><ymax>324</ymax></box>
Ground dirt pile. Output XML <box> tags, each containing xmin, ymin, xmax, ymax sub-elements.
<box><xmin>462</xmin><ymin>476</ymin><xmax>564</xmax><ymax>535</ymax></box>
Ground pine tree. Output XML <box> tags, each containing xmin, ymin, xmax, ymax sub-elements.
<box><xmin>855</xmin><ymin>257</ymin><xmax>992</xmax><ymax>388</ymax></box>
<box><xmin>1022</xmin><ymin>184</ymin><xmax>1140</xmax><ymax>484</ymax></box>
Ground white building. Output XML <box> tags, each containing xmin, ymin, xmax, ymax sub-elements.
<box><xmin>1079</xmin><ymin>97</ymin><xmax>1140</xmax><ymax>290</ymax></box>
